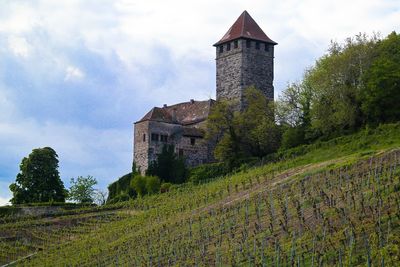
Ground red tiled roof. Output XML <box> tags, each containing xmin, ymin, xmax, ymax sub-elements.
<box><xmin>135</xmin><ymin>99</ymin><xmax>215</xmax><ymax>124</ymax></box>
<box><xmin>214</xmin><ymin>10</ymin><xmax>277</xmax><ymax>46</ymax></box>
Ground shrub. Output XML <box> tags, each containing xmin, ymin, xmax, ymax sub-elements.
<box><xmin>131</xmin><ymin>175</ymin><xmax>147</xmax><ymax>197</ymax></box>
<box><xmin>145</xmin><ymin>176</ymin><xmax>161</xmax><ymax>195</ymax></box>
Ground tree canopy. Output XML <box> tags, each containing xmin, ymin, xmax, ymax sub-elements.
<box><xmin>68</xmin><ymin>175</ymin><xmax>98</xmax><ymax>204</ymax></box>
<box><xmin>277</xmin><ymin>32</ymin><xmax>400</xmax><ymax>144</ymax></box>
<box><xmin>9</xmin><ymin>147</ymin><xmax>67</xmax><ymax>204</ymax></box>
<box><xmin>206</xmin><ymin>87</ymin><xmax>280</xmax><ymax>168</ymax></box>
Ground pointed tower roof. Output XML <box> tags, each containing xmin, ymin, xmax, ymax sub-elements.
<box><xmin>214</xmin><ymin>11</ymin><xmax>277</xmax><ymax>46</ymax></box>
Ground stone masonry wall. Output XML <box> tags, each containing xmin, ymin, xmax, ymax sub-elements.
<box><xmin>216</xmin><ymin>39</ymin><xmax>274</xmax><ymax>109</ymax></box>
<box><xmin>134</xmin><ymin>121</ymin><xmax>150</xmax><ymax>174</ymax></box>
<box><xmin>216</xmin><ymin>40</ymin><xmax>244</xmax><ymax>103</ymax></box>
<box><xmin>134</xmin><ymin>120</ymin><xmax>214</xmax><ymax>174</ymax></box>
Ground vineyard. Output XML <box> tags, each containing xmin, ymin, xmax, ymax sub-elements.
<box><xmin>1</xmin><ymin>123</ymin><xmax>400</xmax><ymax>266</ymax></box>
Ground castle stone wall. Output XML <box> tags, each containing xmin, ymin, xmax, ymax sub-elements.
<box><xmin>216</xmin><ymin>39</ymin><xmax>274</xmax><ymax>109</ymax></box>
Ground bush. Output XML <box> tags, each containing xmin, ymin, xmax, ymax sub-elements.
<box><xmin>281</xmin><ymin>127</ymin><xmax>306</xmax><ymax>150</ymax></box>
<box><xmin>189</xmin><ymin>162</ymin><xmax>230</xmax><ymax>184</ymax></box>
<box><xmin>107</xmin><ymin>172</ymin><xmax>133</xmax><ymax>202</ymax></box>
<box><xmin>131</xmin><ymin>175</ymin><xmax>147</xmax><ymax>197</ymax></box>
<box><xmin>145</xmin><ymin>176</ymin><xmax>161</xmax><ymax>195</ymax></box>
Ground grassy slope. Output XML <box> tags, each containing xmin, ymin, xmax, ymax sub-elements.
<box><xmin>1</xmin><ymin>123</ymin><xmax>400</xmax><ymax>266</ymax></box>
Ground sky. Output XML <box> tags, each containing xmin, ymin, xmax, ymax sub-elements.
<box><xmin>0</xmin><ymin>0</ymin><xmax>399</xmax><ymax>205</ymax></box>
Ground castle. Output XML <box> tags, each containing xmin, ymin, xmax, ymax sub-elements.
<box><xmin>134</xmin><ymin>11</ymin><xmax>276</xmax><ymax>174</ymax></box>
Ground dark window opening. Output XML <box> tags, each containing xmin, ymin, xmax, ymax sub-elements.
<box><xmin>227</xmin><ymin>43</ymin><xmax>231</xmax><ymax>51</ymax></box>
<box><xmin>143</xmin><ymin>134</ymin><xmax>146</xmax><ymax>142</ymax></box>
<box><xmin>256</xmin><ymin>42</ymin><xmax>260</xmax><ymax>50</ymax></box>
<box><xmin>179</xmin><ymin>149</ymin><xmax>184</xmax><ymax>157</ymax></box>
<box><xmin>149</xmin><ymin>148</ymin><xmax>154</xmax><ymax>154</ymax></box>
<box><xmin>234</xmin><ymin>40</ymin><xmax>238</xmax><ymax>48</ymax></box>
<box><xmin>265</xmin><ymin>44</ymin><xmax>269</xmax><ymax>52</ymax></box>
<box><xmin>246</xmin><ymin>40</ymin><xmax>251</xmax><ymax>48</ymax></box>
<box><xmin>190</xmin><ymin>138</ymin><xmax>196</xmax><ymax>146</ymax></box>
<box><xmin>151</xmin><ymin>133</ymin><xmax>159</xmax><ymax>142</ymax></box>
<box><xmin>160</xmin><ymin>135</ymin><xmax>168</xmax><ymax>142</ymax></box>
<box><xmin>219</xmin><ymin>45</ymin><xmax>223</xmax><ymax>53</ymax></box>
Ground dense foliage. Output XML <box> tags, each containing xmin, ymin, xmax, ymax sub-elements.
<box><xmin>131</xmin><ymin>175</ymin><xmax>161</xmax><ymax>197</ymax></box>
<box><xmin>68</xmin><ymin>175</ymin><xmax>98</xmax><ymax>204</ymax></box>
<box><xmin>277</xmin><ymin>32</ymin><xmax>400</xmax><ymax>144</ymax></box>
<box><xmin>9</xmin><ymin>147</ymin><xmax>67</xmax><ymax>204</ymax></box>
<box><xmin>146</xmin><ymin>145</ymin><xmax>188</xmax><ymax>184</ymax></box>
<box><xmin>207</xmin><ymin>87</ymin><xmax>281</xmax><ymax>168</ymax></box>
<box><xmin>107</xmin><ymin>172</ymin><xmax>135</xmax><ymax>202</ymax></box>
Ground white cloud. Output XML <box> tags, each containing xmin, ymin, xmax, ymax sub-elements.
<box><xmin>65</xmin><ymin>66</ymin><xmax>85</xmax><ymax>81</ymax></box>
<box><xmin>8</xmin><ymin>36</ymin><xmax>31</xmax><ymax>58</ymax></box>
<box><xmin>0</xmin><ymin>197</ymin><xmax>10</xmax><ymax>206</ymax></box>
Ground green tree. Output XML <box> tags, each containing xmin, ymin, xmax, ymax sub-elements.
<box><xmin>131</xmin><ymin>175</ymin><xmax>147</xmax><ymax>197</ymax></box>
<box><xmin>9</xmin><ymin>147</ymin><xmax>67</xmax><ymax>204</ymax></box>
<box><xmin>146</xmin><ymin>145</ymin><xmax>187</xmax><ymax>184</ymax></box>
<box><xmin>68</xmin><ymin>175</ymin><xmax>98</xmax><ymax>204</ymax></box>
<box><xmin>305</xmin><ymin>33</ymin><xmax>378</xmax><ymax>136</ymax></box>
<box><xmin>207</xmin><ymin>87</ymin><xmax>280</xmax><ymax>168</ymax></box>
<box><xmin>361</xmin><ymin>31</ymin><xmax>400</xmax><ymax>124</ymax></box>
<box><xmin>145</xmin><ymin>176</ymin><xmax>161</xmax><ymax>195</ymax></box>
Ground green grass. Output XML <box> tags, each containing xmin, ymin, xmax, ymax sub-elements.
<box><xmin>1</xmin><ymin>123</ymin><xmax>400</xmax><ymax>266</ymax></box>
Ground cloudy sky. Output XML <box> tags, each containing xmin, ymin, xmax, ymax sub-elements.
<box><xmin>0</xmin><ymin>0</ymin><xmax>399</xmax><ymax>205</ymax></box>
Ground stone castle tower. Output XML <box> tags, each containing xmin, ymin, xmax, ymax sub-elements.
<box><xmin>134</xmin><ymin>11</ymin><xmax>276</xmax><ymax>174</ymax></box>
<box><xmin>214</xmin><ymin>11</ymin><xmax>277</xmax><ymax>109</ymax></box>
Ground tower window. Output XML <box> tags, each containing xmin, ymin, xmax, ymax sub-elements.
<box><xmin>160</xmin><ymin>135</ymin><xmax>168</xmax><ymax>142</ymax></box>
<box><xmin>143</xmin><ymin>134</ymin><xmax>146</xmax><ymax>142</ymax></box>
<box><xmin>246</xmin><ymin>40</ymin><xmax>251</xmax><ymax>48</ymax></box>
<box><xmin>219</xmin><ymin>45</ymin><xmax>223</xmax><ymax>53</ymax></box>
<box><xmin>265</xmin><ymin>44</ymin><xmax>269</xmax><ymax>52</ymax></box>
<box><xmin>256</xmin><ymin>42</ymin><xmax>260</xmax><ymax>50</ymax></box>
<box><xmin>227</xmin><ymin>43</ymin><xmax>231</xmax><ymax>51</ymax></box>
<box><xmin>190</xmin><ymin>138</ymin><xmax>196</xmax><ymax>146</ymax></box>
<box><xmin>234</xmin><ymin>40</ymin><xmax>238</xmax><ymax>48</ymax></box>
<box><xmin>151</xmin><ymin>133</ymin><xmax>159</xmax><ymax>142</ymax></box>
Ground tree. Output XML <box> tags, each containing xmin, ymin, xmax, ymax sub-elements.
<box><xmin>207</xmin><ymin>87</ymin><xmax>281</xmax><ymax>168</ymax></box>
<box><xmin>146</xmin><ymin>145</ymin><xmax>187</xmax><ymax>184</ymax></box>
<box><xmin>9</xmin><ymin>147</ymin><xmax>67</xmax><ymax>204</ymax></box>
<box><xmin>361</xmin><ymin>31</ymin><xmax>400</xmax><ymax>124</ymax></box>
<box><xmin>93</xmin><ymin>189</ymin><xmax>108</xmax><ymax>206</ymax></box>
<box><xmin>68</xmin><ymin>175</ymin><xmax>97</xmax><ymax>204</ymax></box>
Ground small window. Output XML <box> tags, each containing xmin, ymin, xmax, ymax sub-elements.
<box><xmin>227</xmin><ymin>43</ymin><xmax>231</xmax><ymax>51</ymax></box>
<box><xmin>234</xmin><ymin>40</ymin><xmax>238</xmax><ymax>48</ymax></box>
<box><xmin>151</xmin><ymin>133</ymin><xmax>159</xmax><ymax>142</ymax></box>
<box><xmin>143</xmin><ymin>134</ymin><xmax>146</xmax><ymax>142</ymax></box>
<box><xmin>265</xmin><ymin>44</ymin><xmax>269</xmax><ymax>52</ymax></box>
<box><xmin>190</xmin><ymin>138</ymin><xmax>196</xmax><ymax>146</ymax></box>
<box><xmin>219</xmin><ymin>45</ymin><xmax>223</xmax><ymax>53</ymax></box>
<box><xmin>256</xmin><ymin>42</ymin><xmax>260</xmax><ymax>50</ymax></box>
<box><xmin>246</xmin><ymin>40</ymin><xmax>251</xmax><ymax>48</ymax></box>
<box><xmin>160</xmin><ymin>135</ymin><xmax>168</xmax><ymax>142</ymax></box>
<box><xmin>179</xmin><ymin>149</ymin><xmax>184</xmax><ymax>157</ymax></box>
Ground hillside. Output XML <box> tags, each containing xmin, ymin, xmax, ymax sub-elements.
<box><xmin>1</xmin><ymin>123</ymin><xmax>400</xmax><ymax>266</ymax></box>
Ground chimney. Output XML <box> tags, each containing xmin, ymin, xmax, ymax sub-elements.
<box><xmin>190</xmin><ymin>99</ymin><xmax>195</xmax><ymax>104</ymax></box>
